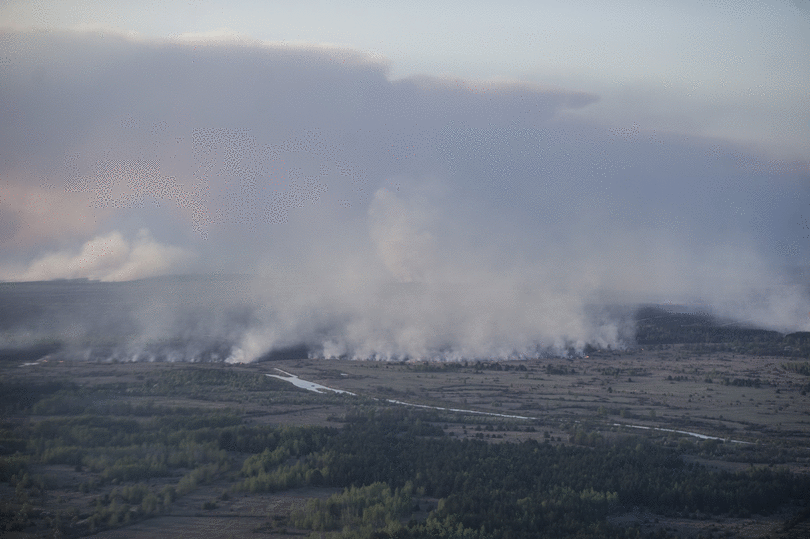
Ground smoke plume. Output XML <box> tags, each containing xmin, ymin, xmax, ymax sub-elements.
<box><xmin>1</xmin><ymin>28</ymin><xmax>808</xmax><ymax>362</ymax></box>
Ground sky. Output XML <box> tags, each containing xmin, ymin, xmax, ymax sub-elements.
<box><xmin>0</xmin><ymin>0</ymin><xmax>809</xmax><ymax>360</ymax></box>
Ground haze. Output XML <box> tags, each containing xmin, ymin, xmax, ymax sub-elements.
<box><xmin>1</xmin><ymin>0</ymin><xmax>808</xmax><ymax>361</ymax></box>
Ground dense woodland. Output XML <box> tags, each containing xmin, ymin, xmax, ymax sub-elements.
<box><xmin>634</xmin><ymin>307</ymin><xmax>810</xmax><ymax>358</ymax></box>
<box><xmin>2</xmin><ymin>371</ymin><xmax>809</xmax><ymax>538</ymax></box>
<box><xmin>244</xmin><ymin>410</ymin><xmax>809</xmax><ymax>538</ymax></box>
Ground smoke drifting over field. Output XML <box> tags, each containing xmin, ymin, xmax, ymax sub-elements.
<box><xmin>1</xmin><ymin>29</ymin><xmax>809</xmax><ymax>362</ymax></box>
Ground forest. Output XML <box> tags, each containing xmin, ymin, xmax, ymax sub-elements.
<box><xmin>2</xmin><ymin>307</ymin><xmax>810</xmax><ymax>538</ymax></box>
<box><xmin>2</xmin><ymin>374</ymin><xmax>809</xmax><ymax>538</ymax></box>
<box><xmin>634</xmin><ymin>307</ymin><xmax>810</xmax><ymax>358</ymax></box>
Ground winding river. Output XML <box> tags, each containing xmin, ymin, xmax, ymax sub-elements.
<box><xmin>267</xmin><ymin>368</ymin><xmax>751</xmax><ymax>444</ymax></box>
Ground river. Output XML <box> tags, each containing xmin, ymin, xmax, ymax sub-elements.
<box><xmin>267</xmin><ymin>368</ymin><xmax>751</xmax><ymax>444</ymax></box>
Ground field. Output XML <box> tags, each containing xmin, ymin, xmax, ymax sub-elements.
<box><xmin>2</xmin><ymin>338</ymin><xmax>810</xmax><ymax>538</ymax></box>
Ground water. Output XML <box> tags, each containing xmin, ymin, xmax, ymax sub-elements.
<box><xmin>267</xmin><ymin>369</ymin><xmax>753</xmax><ymax>443</ymax></box>
<box><xmin>266</xmin><ymin>369</ymin><xmax>356</xmax><ymax>395</ymax></box>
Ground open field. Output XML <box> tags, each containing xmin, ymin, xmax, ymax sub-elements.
<box><xmin>2</xmin><ymin>345</ymin><xmax>810</xmax><ymax>538</ymax></box>
<box><xmin>8</xmin><ymin>344</ymin><xmax>810</xmax><ymax>446</ymax></box>
<box><xmin>257</xmin><ymin>347</ymin><xmax>810</xmax><ymax>450</ymax></box>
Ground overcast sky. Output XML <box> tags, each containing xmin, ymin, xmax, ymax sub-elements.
<box><xmin>3</xmin><ymin>0</ymin><xmax>809</xmax><ymax>155</ymax></box>
<box><xmin>1</xmin><ymin>0</ymin><xmax>808</xmax><ymax>358</ymax></box>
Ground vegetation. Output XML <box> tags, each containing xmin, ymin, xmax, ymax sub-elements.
<box><xmin>291</xmin><ymin>482</ymin><xmax>415</xmax><ymax>534</ymax></box>
<box><xmin>228</xmin><ymin>409</ymin><xmax>810</xmax><ymax>538</ymax></box>
<box><xmin>635</xmin><ymin>308</ymin><xmax>810</xmax><ymax>358</ymax></box>
<box><xmin>0</xmin><ymin>369</ymin><xmax>293</xmax><ymax>536</ymax></box>
<box><xmin>5</xmin><ymin>373</ymin><xmax>808</xmax><ymax>538</ymax></box>
<box><xmin>784</xmin><ymin>361</ymin><xmax>810</xmax><ymax>376</ymax></box>
<box><xmin>3</xmin><ymin>405</ymin><xmax>234</xmax><ymax>535</ymax></box>
<box><xmin>2</xmin><ymin>341</ymin><xmax>810</xmax><ymax>538</ymax></box>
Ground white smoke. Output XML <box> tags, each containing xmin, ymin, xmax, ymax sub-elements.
<box><xmin>1</xmin><ymin>29</ymin><xmax>808</xmax><ymax>363</ymax></box>
<box><xmin>0</xmin><ymin>229</ymin><xmax>194</xmax><ymax>282</ymax></box>
<box><xmin>223</xmin><ymin>180</ymin><xmax>810</xmax><ymax>363</ymax></box>
<box><xmin>226</xmin><ymin>185</ymin><xmax>640</xmax><ymax>362</ymax></box>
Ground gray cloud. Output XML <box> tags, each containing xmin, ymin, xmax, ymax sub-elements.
<box><xmin>1</xmin><ymin>28</ymin><xmax>808</xmax><ymax>361</ymax></box>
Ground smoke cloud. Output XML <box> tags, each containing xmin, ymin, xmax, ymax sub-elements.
<box><xmin>1</xmin><ymin>28</ymin><xmax>808</xmax><ymax>362</ymax></box>
<box><xmin>0</xmin><ymin>229</ymin><xmax>193</xmax><ymax>282</ymax></box>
